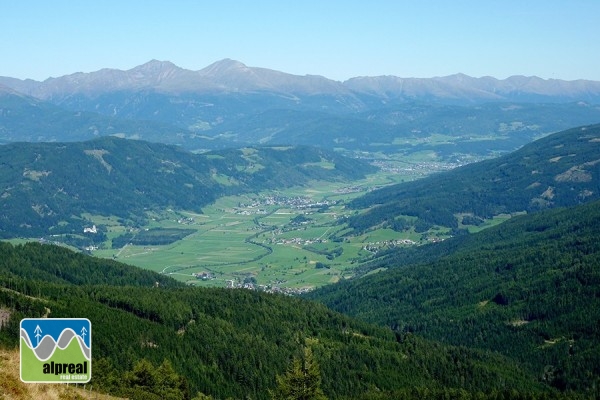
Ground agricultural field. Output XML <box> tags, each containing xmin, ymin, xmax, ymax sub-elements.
<box><xmin>83</xmin><ymin>161</ymin><xmax>448</xmax><ymax>291</ymax></box>
<box><xmin>47</xmin><ymin>154</ymin><xmax>497</xmax><ymax>291</ymax></box>
<box><xmin>91</xmin><ymin>200</ymin><xmax>365</xmax><ymax>290</ymax></box>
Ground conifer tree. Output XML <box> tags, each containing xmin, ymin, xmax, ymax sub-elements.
<box><xmin>270</xmin><ymin>347</ymin><xmax>327</xmax><ymax>400</ymax></box>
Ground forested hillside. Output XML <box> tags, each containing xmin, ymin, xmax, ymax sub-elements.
<box><xmin>0</xmin><ymin>241</ymin><xmax>182</xmax><ymax>287</ymax></box>
<box><xmin>347</xmin><ymin>123</ymin><xmax>600</xmax><ymax>232</ymax></box>
<box><xmin>211</xmin><ymin>101</ymin><xmax>600</xmax><ymax>153</ymax></box>
<box><xmin>307</xmin><ymin>200</ymin><xmax>600</xmax><ymax>395</ymax></box>
<box><xmin>0</xmin><ymin>241</ymin><xmax>584</xmax><ymax>399</ymax></box>
<box><xmin>0</xmin><ymin>89</ymin><xmax>211</xmax><ymax>147</ymax></box>
<box><xmin>0</xmin><ymin>136</ymin><xmax>376</xmax><ymax>239</ymax></box>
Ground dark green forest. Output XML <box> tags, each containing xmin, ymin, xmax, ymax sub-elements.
<box><xmin>307</xmin><ymin>200</ymin><xmax>600</xmax><ymax>397</ymax></box>
<box><xmin>0</xmin><ymin>241</ymin><xmax>591</xmax><ymax>399</ymax></box>
<box><xmin>346</xmin><ymin>123</ymin><xmax>600</xmax><ymax>233</ymax></box>
<box><xmin>0</xmin><ymin>136</ymin><xmax>376</xmax><ymax>239</ymax></box>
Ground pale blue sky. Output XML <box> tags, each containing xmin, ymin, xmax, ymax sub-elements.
<box><xmin>2</xmin><ymin>1</ymin><xmax>599</xmax><ymax>81</ymax></box>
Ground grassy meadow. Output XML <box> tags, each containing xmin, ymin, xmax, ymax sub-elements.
<box><xmin>86</xmin><ymin>167</ymin><xmax>430</xmax><ymax>289</ymax></box>
<box><xmin>34</xmin><ymin>154</ymin><xmax>500</xmax><ymax>291</ymax></box>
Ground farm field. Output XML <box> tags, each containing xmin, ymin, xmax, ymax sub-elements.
<box><xmin>87</xmin><ymin>164</ymin><xmax>440</xmax><ymax>290</ymax></box>
<box><xmin>30</xmin><ymin>154</ymin><xmax>498</xmax><ymax>291</ymax></box>
<box><xmin>94</xmin><ymin>194</ymin><xmax>382</xmax><ymax>288</ymax></box>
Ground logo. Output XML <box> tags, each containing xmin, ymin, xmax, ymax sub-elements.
<box><xmin>20</xmin><ymin>318</ymin><xmax>91</xmax><ymax>383</ymax></box>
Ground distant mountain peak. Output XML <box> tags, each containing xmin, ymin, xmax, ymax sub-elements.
<box><xmin>199</xmin><ymin>59</ymin><xmax>250</xmax><ymax>76</ymax></box>
<box><xmin>134</xmin><ymin>59</ymin><xmax>179</xmax><ymax>72</ymax></box>
<box><xmin>129</xmin><ymin>60</ymin><xmax>185</xmax><ymax>84</ymax></box>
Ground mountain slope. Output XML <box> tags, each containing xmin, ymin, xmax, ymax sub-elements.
<box><xmin>0</xmin><ymin>346</ymin><xmax>123</xmax><ymax>400</ymax></box>
<box><xmin>346</xmin><ymin>73</ymin><xmax>600</xmax><ymax>104</ymax></box>
<box><xmin>212</xmin><ymin>102</ymin><xmax>600</xmax><ymax>152</ymax></box>
<box><xmin>0</xmin><ymin>242</ymin><xmax>551</xmax><ymax>399</ymax></box>
<box><xmin>0</xmin><ymin>89</ymin><xmax>214</xmax><ymax>146</ymax></box>
<box><xmin>0</xmin><ymin>136</ymin><xmax>376</xmax><ymax>239</ymax></box>
<box><xmin>347</xmin><ymin>123</ymin><xmax>600</xmax><ymax>232</ymax></box>
<box><xmin>4</xmin><ymin>85</ymin><xmax>600</xmax><ymax>153</ymax></box>
<box><xmin>307</xmin><ymin>200</ymin><xmax>600</xmax><ymax>393</ymax></box>
<box><xmin>0</xmin><ymin>241</ymin><xmax>182</xmax><ymax>287</ymax></box>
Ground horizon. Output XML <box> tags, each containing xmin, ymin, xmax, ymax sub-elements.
<box><xmin>5</xmin><ymin>58</ymin><xmax>600</xmax><ymax>84</ymax></box>
<box><xmin>2</xmin><ymin>1</ymin><xmax>599</xmax><ymax>82</ymax></box>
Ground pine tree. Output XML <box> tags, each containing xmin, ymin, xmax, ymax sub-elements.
<box><xmin>271</xmin><ymin>347</ymin><xmax>327</xmax><ymax>400</ymax></box>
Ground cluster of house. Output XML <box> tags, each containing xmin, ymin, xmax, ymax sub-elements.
<box><xmin>83</xmin><ymin>225</ymin><xmax>97</xmax><ymax>233</ymax></box>
<box><xmin>238</xmin><ymin>195</ymin><xmax>336</xmax><ymax>211</ymax></box>
<box><xmin>362</xmin><ymin>238</ymin><xmax>417</xmax><ymax>254</ymax></box>
<box><xmin>177</xmin><ymin>217</ymin><xmax>195</xmax><ymax>225</ymax></box>
<box><xmin>225</xmin><ymin>280</ymin><xmax>312</xmax><ymax>295</ymax></box>
<box><xmin>192</xmin><ymin>271</ymin><xmax>214</xmax><ymax>280</ymax></box>
<box><xmin>371</xmin><ymin>159</ymin><xmax>460</xmax><ymax>175</ymax></box>
<box><xmin>272</xmin><ymin>237</ymin><xmax>326</xmax><ymax>246</ymax></box>
<box><xmin>334</xmin><ymin>185</ymin><xmax>364</xmax><ymax>194</ymax></box>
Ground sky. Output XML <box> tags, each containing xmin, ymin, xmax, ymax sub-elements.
<box><xmin>2</xmin><ymin>0</ymin><xmax>599</xmax><ymax>82</ymax></box>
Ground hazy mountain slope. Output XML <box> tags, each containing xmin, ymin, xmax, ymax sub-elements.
<box><xmin>208</xmin><ymin>108</ymin><xmax>396</xmax><ymax>148</ymax></box>
<box><xmin>0</xmin><ymin>89</ymin><xmax>216</xmax><ymax>146</ymax></box>
<box><xmin>307</xmin><ymin>200</ymin><xmax>600</xmax><ymax>393</ymax></box>
<box><xmin>0</xmin><ymin>136</ymin><xmax>376</xmax><ymax>238</ymax></box>
<box><xmin>347</xmin><ymin>123</ymin><xmax>600</xmax><ymax>232</ymax></box>
<box><xmin>351</xmin><ymin>102</ymin><xmax>600</xmax><ymax>152</ymax></box>
<box><xmin>2</xmin><ymin>60</ymin><xmax>600</xmax><ymax>154</ymax></box>
<box><xmin>345</xmin><ymin>73</ymin><xmax>600</xmax><ymax>104</ymax></box>
<box><xmin>219</xmin><ymin>101</ymin><xmax>600</xmax><ymax>153</ymax></box>
<box><xmin>4</xmin><ymin>85</ymin><xmax>600</xmax><ymax>153</ymax></box>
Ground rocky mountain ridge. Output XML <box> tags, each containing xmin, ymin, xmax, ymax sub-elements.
<box><xmin>2</xmin><ymin>59</ymin><xmax>600</xmax><ymax>104</ymax></box>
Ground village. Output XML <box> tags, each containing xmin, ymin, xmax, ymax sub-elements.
<box><xmin>362</xmin><ymin>238</ymin><xmax>418</xmax><ymax>254</ymax></box>
<box><xmin>236</xmin><ymin>195</ymin><xmax>337</xmax><ymax>214</ymax></box>
<box><xmin>370</xmin><ymin>159</ymin><xmax>462</xmax><ymax>176</ymax></box>
<box><xmin>191</xmin><ymin>271</ymin><xmax>313</xmax><ymax>295</ymax></box>
<box><xmin>225</xmin><ymin>280</ymin><xmax>313</xmax><ymax>295</ymax></box>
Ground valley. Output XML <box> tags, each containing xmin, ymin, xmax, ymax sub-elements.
<box><xmin>12</xmin><ymin>122</ymin><xmax>591</xmax><ymax>292</ymax></box>
<box><xmin>59</xmin><ymin>155</ymin><xmax>467</xmax><ymax>290</ymax></box>
<box><xmin>1</xmin><ymin>58</ymin><xmax>600</xmax><ymax>398</ymax></box>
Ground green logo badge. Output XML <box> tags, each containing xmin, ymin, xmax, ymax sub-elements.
<box><xmin>20</xmin><ymin>318</ymin><xmax>91</xmax><ymax>383</ymax></box>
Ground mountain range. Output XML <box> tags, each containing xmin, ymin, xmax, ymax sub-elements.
<box><xmin>4</xmin><ymin>59</ymin><xmax>600</xmax><ymax>103</ymax></box>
